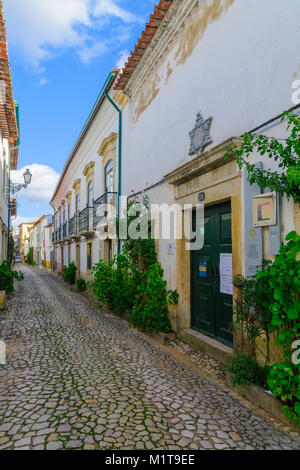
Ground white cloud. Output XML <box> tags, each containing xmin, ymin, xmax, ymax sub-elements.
<box><xmin>116</xmin><ymin>49</ymin><xmax>129</xmax><ymax>69</ymax></box>
<box><xmin>11</xmin><ymin>164</ymin><xmax>60</xmax><ymax>203</ymax></box>
<box><xmin>3</xmin><ymin>0</ymin><xmax>90</xmax><ymax>68</ymax></box>
<box><xmin>78</xmin><ymin>41</ymin><xmax>108</xmax><ymax>64</ymax></box>
<box><xmin>37</xmin><ymin>77</ymin><xmax>50</xmax><ymax>87</ymax></box>
<box><xmin>93</xmin><ymin>0</ymin><xmax>137</xmax><ymax>23</ymax></box>
<box><xmin>3</xmin><ymin>0</ymin><xmax>140</xmax><ymax>68</ymax></box>
<box><xmin>12</xmin><ymin>216</ymin><xmax>38</xmax><ymax>228</ymax></box>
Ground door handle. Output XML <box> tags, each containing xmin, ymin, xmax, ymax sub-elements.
<box><xmin>215</xmin><ymin>267</ymin><xmax>220</xmax><ymax>282</ymax></box>
<box><xmin>210</xmin><ymin>267</ymin><xmax>215</xmax><ymax>282</ymax></box>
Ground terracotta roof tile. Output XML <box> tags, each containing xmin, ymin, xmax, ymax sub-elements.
<box><xmin>114</xmin><ymin>0</ymin><xmax>173</xmax><ymax>90</ymax></box>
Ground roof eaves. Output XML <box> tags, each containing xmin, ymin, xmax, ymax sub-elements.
<box><xmin>33</xmin><ymin>215</ymin><xmax>46</xmax><ymax>228</ymax></box>
<box><xmin>114</xmin><ymin>1</ymin><xmax>174</xmax><ymax>91</ymax></box>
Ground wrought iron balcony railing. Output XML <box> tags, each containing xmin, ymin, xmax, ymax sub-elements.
<box><xmin>68</xmin><ymin>216</ymin><xmax>75</xmax><ymax>237</ymax></box>
<box><xmin>93</xmin><ymin>192</ymin><xmax>117</xmax><ymax>228</ymax></box>
<box><xmin>79</xmin><ymin>206</ymin><xmax>94</xmax><ymax>234</ymax></box>
<box><xmin>63</xmin><ymin>221</ymin><xmax>68</xmax><ymax>239</ymax></box>
<box><xmin>53</xmin><ymin>192</ymin><xmax>118</xmax><ymax>242</ymax></box>
<box><xmin>54</xmin><ymin>226</ymin><xmax>63</xmax><ymax>242</ymax></box>
<box><xmin>68</xmin><ymin>216</ymin><xmax>80</xmax><ymax>237</ymax></box>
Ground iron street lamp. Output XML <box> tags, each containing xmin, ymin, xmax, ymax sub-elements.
<box><xmin>10</xmin><ymin>168</ymin><xmax>33</xmax><ymax>194</ymax></box>
<box><xmin>7</xmin><ymin>160</ymin><xmax>33</xmax><ymax>259</ymax></box>
<box><xmin>23</xmin><ymin>168</ymin><xmax>32</xmax><ymax>185</ymax></box>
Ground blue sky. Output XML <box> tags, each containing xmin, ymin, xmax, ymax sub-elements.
<box><xmin>3</xmin><ymin>0</ymin><xmax>156</xmax><ymax>226</ymax></box>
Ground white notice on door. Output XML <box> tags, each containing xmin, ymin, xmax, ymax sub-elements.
<box><xmin>220</xmin><ymin>253</ymin><xmax>233</xmax><ymax>295</ymax></box>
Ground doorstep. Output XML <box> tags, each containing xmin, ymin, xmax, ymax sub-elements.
<box><xmin>178</xmin><ymin>328</ymin><xmax>233</xmax><ymax>366</ymax></box>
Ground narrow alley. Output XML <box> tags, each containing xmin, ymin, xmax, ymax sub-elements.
<box><xmin>0</xmin><ymin>265</ymin><xmax>299</xmax><ymax>451</ymax></box>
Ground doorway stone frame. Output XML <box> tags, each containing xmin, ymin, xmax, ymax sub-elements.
<box><xmin>165</xmin><ymin>138</ymin><xmax>243</xmax><ymax>353</ymax></box>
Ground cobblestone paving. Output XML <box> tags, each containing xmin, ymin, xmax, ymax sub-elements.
<box><xmin>0</xmin><ymin>265</ymin><xmax>299</xmax><ymax>451</ymax></box>
<box><xmin>170</xmin><ymin>339</ymin><xmax>226</xmax><ymax>384</ymax></box>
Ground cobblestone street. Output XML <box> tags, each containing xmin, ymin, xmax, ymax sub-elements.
<box><xmin>0</xmin><ymin>265</ymin><xmax>299</xmax><ymax>451</ymax></box>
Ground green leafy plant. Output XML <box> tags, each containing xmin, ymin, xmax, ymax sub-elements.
<box><xmin>233</xmin><ymin>264</ymin><xmax>273</xmax><ymax>364</ymax></box>
<box><xmin>224</xmin><ymin>111</ymin><xmax>300</xmax><ymax>201</ymax></box>
<box><xmin>228</xmin><ymin>353</ymin><xmax>270</xmax><ymax>388</ymax></box>
<box><xmin>76</xmin><ymin>278</ymin><xmax>87</xmax><ymax>292</ymax></box>
<box><xmin>63</xmin><ymin>262</ymin><xmax>76</xmax><ymax>284</ymax></box>
<box><xmin>267</xmin><ymin>362</ymin><xmax>300</xmax><ymax>426</ymax></box>
<box><xmin>264</xmin><ymin>231</ymin><xmax>300</xmax><ymax>349</ymax></box>
<box><xmin>92</xmin><ymin>260</ymin><xmax>116</xmax><ymax>309</ymax></box>
<box><xmin>264</xmin><ymin>231</ymin><xmax>300</xmax><ymax>425</ymax></box>
<box><xmin>224</xmin><ymin>109</ymin><xmax>300</xmax><ymax>425</ymax></box>
<box><xmin>232</xmin><ymin>231</ymin><xmax>300</xmax><ymax>425</ymax></box>
<box><xmin>128</xmin><ymin>262</ymin><xmax>178</xmax><ymax>333</ymax></box>
<box><xmin>0</xmin><ymin>260</ymin><xmax>24</xmax><ymax>293</ymax></box>
<box><xmin>8</xmin><ymin>233</ymin><xmax>15</xmax><ymax>267</ymax></box>
<box><xmin>26</xmin><ymin>247</ymin><xmax>34</xmax><ymax>265</ymax></box>
<box><xmin>92</xmin><ymin>194</ymin><xmax>178</xmax><ymax>333</ymax></box>
<box><xmin>110</xmin><ymin>253</ymin><xmax>136</xmax><ymax>315</ymax></box>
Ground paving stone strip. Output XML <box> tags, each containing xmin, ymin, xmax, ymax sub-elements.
<box><xmin>0</xmin><ymin>265</ymin><xmax>299</xmax><ymax>450</ymax></box>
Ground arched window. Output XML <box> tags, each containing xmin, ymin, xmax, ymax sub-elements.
<box><xmin>105</xmin><ymin>160</ymin><xmax>113</xmax><ymax>194</ymax></box>
<box><xmin>87</xmin><ymin>181</ymin><xmax>93</xmax><ymax>207</ymax></box>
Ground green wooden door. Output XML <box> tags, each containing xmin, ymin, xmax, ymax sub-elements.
<box><xmin>191</xmin><ymin>201</ymin><xmax>233</xmax><ymax>346</ymax></box>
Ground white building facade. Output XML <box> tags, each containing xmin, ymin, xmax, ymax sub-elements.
<box><xmin>0</xmin><ymin>2</ymin><xmax>19</xmax><ymax>262</ymax></box>
<box><xmin>50</xmin><ymin>71</ymin><xmax>128</xmax><ymax>281</ymax></box>
<box><xmin>49</xmin><ymin>0</ymin><xmax>300</xmax><ymax>358</ymax></box>
<box><xmin>29</xmin><ymin>215</ymin><xmax>53</xmax><ymax>268</ymax></box>
<box><xmin>113</xmin><ymin>0</ymin><xmax>300</xmax><ymax>353</ymax></box>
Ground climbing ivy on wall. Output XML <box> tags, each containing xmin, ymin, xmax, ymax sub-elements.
<box><xmin>224</xmin><ymin>111</ymin><xmax>300</xmax><ymax>202</ymax></box>
<box><xmin>225</xmin><ymin>110</ymin><xmax>300</xmax><ymax>426</ymax></box>
<box><xmin>92</xmin><ymin>194</ymin><xmax>178</xmax><ymax>333</ymax></box>
<box><xmin>232</xmin><ymin>231</ymin><xmax>300</xmax><ymax>425</ymax></box>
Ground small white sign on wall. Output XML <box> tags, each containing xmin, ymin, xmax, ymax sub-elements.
<box><xmin>220</xmin><ymin>253</ymin><xmax>233</xmax><ymax>295</ymax></box>
<box><xmin>167</xmin><ymin>242</ymin><xmax>175</xmax><ymax>255</ymax></box>
<box><xmin>252</xmin><ymin>192</ymin><xmax>276</xmax><ymax>227</ymax></box>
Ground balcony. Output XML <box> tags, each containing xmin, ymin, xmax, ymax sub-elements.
<box><xmin>68</xmin><ymin>216</ymin><xmax>80</xmax><ymax>239</ymax></box>
<box><xmin>79</xmin><ymin>206</ymin><xmax>94</xmax><ymax>237</ymax></box>
<box><xmin>68</xmin><ymin>216</ymin><xmax>75</xmax><ymax>238</ymax></box>
<box><xmin>53</xmin><ymin>227</ymin><xmax>62</xmax><ymax>244</ymax></box>
<box><xmin>63</xmin><ymin>221</ymin><xmax>72</xmax><ymax>241</ymax></box>
<box><xmin>63</xmin><ymin>222</ymin><xmax>67</xmax><ymax>239</ymax></box>
<box><xmin>93</xmin><ymin>192</ymin><xmax>117</xmax><ymax>229</ymax></box>
<box><xmin>53</xmin><ymin>192</ymin><xmax>118</xmax><ymax>243</ymax></box>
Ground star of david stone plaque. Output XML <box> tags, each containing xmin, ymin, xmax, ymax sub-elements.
<box><xmin>189</xmin><ymin>112</ymin><xmax>213</xmax><ymax>156</ymax></box>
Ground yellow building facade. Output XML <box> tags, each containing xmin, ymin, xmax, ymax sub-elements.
<box><xmin>19</xmin><ymin>222</ymin><xmax>34</xmax><ymax>262</ymax></box>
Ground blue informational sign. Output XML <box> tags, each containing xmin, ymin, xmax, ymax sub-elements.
<box><xmin>199</xmin><ymin>261</ymin><xmax>207</xmax><ymax>277</ymax></box>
